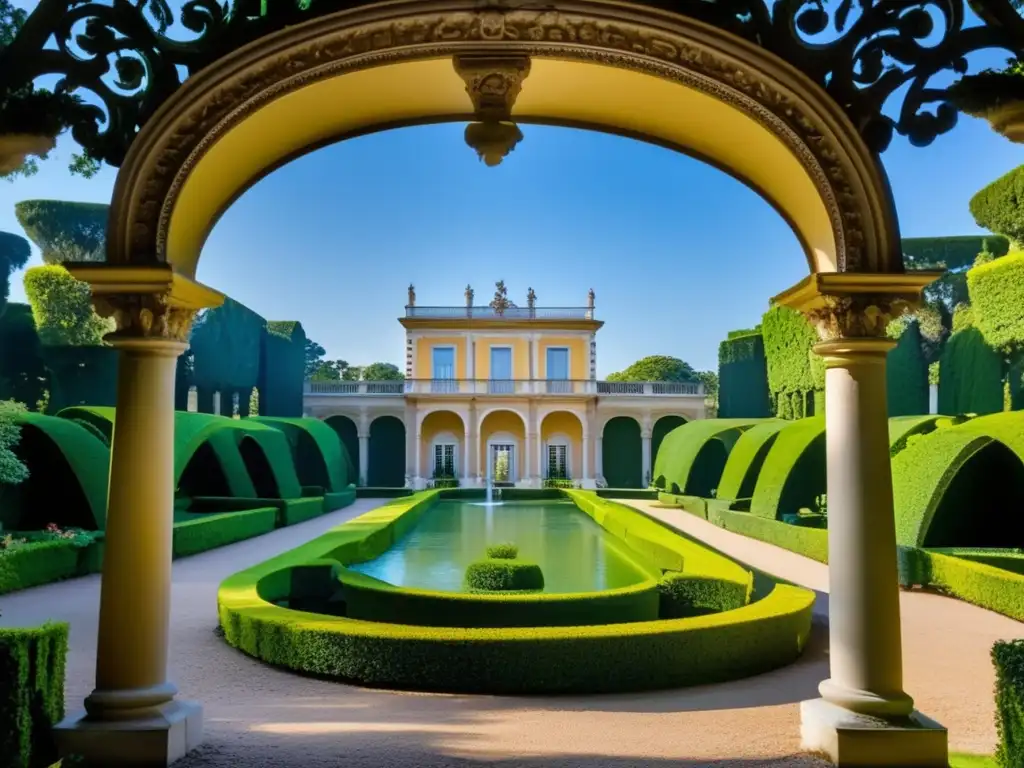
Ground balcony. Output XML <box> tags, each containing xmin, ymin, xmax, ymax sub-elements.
<box><xmin>304</xmin><ymin>379</ymin><xmax>704</xmax><ymax>397</ymax></box>
<box><xmin>405</xmin><ymin>306</ymin><xmax>595</xmax><ymax>320</ymax></box>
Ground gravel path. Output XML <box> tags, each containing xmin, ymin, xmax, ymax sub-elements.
<box><xmin>0</xmin><ymin>497</ymin><xmax>1018</xmax><ymax>766</ymax></box>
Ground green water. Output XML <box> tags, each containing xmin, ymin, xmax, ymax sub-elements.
<box><xmin>349</xmin><ymin>499</ymin><xmax>652</xmax><ymax>593</ymax></box>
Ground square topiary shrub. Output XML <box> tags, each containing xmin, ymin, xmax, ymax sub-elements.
<box><xmin>994</xmin><ymin>638</ymin><xmax>1024</xmax><ymax>768</ymax></box>
<box><xmin>465</xmin><ymin>559</ymin><xmax>544</xmax><ymax>592</ymax></box>
<box><xmin>486</xmin><ymin>543</ymin><xmax>518</xmax><ymax>560</ymax></box>
<box><xmin>0</xmin><ymin>622</ymin><xmax>68</xmax><ymax>768</ymax></box>
<box><xmin>658</xmin><ymin>573</ymin><xmax>750</xmax><ymax>618</ymax></box>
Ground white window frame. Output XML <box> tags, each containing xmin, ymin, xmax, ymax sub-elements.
<box><xmin>431</xmin><ymin>345</ymin><xmax>456</xmax><ymax>379</ymax></box>
<box><xmin>432</xmin><ymin>441</ymin><xmax>458</xmax><ymax>478</ymax></box>
<box><xmin>545</xmin><ymin>433</ymin><xmax>572</xmax><ymax>479</ymax></box>
<box><xmin>489</xmin><ymin>344</ymin><xmax>514</xmax><ymax>394</ymax></box>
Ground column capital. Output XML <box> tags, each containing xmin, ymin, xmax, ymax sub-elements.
<box><xmin>66</xmin><ymin>263</ymin><xmax>224</xmax><ymax>344</ymax></box>
<box><xmin>772</xmin><ymin>271</ymin><xmax>940</xmax><ymax>343</ymax></box>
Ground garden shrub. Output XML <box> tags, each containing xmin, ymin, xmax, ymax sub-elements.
<box><xmin>708</xmin><ymin>506</ymin><xmax>829</xmax><ymax>563</ymax></box>
<box><xmin>970</xmin><ymin>165</ymin><xmax>1024</xmax><ymax>248</ymax></box>
<box><xmin>749</xmin><ymin>417</ymin><xmax>825</xmax><ymax>520</ymax></box>
<box><xmin>717</xmin><ymin>331</ymin><xmax>772</xmax><ymax>418</ymax></box>
<box><xmin>715</xmin><ymin>420</ymin><xmax>786</xmax><ymax>500</ymax></box>
<box><xmin>465</xmin><ymin>559</ymin><xmax>545</xmax><ymax>592</ymax></box>
<box><xmin>260</xmin><ymin>321</ymin><xmax>307</xmax><ymax>418</ymax></box>
<box><xmin>901</xmin><ymin>549</ymin><xmax>1024</xmax><ymax>620</ymax></box>
<box><xmin>994</xmin><ymin>638</ymin><xmax>1024</xmax><ymax>768</ymax></box>
<box><xmin>658</xmin><ymin>572</ymin><xmax>751</xmax><ymax>618</ymax></box>
<box><xmin>486</xmin><ymin>543</ymin><xmax>518</xmax><ymax>559</ymax></box>
<box><xmin>339</xmin><ymin>567</ymin><xmax>660</xmax><ymax>628</ymax></box>
<box><xmin>0</xmin><ymin>622</ymin><xmax>67</xmax><ymax>768</ymax></box>
<box><xmin>172</xmin><ymin>507</ymin><xmax>278</xmax><ymax>558</ymax></box>
<box><xmin>761</xmin><ymin>305</ymin><xmax>823</xmax><ymax>419</ymax></box>
<box><xmin>0</xmin><ymin>540</ymin><xmax>82</xmax><ymax>595</ymax></box>
<box><xmin>886</xmin><ymin>321</ymin><xmax>929</xmax><ymax>417</ymax></box>
<box><xmin>219</xmin><ymin>489</ymin><xmax>816</xmax><ymax>693</ymax></box>
<box><xmin>969</xmin><ymin>252</ymin><xmax>1024</xmax><ymax>352</ymax></box>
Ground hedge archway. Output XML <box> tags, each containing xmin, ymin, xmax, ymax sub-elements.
<box><xmin>5</xmin><ymin>413</ymin><xmax>110</xmax><ymax>531</ymax></box>
<box><xmin>253</xmin><ymin>416</ymin><xmax>351</xmax><ymax>491</ymax></box>
<box><xmin>239</xmin><ymin>436</ymin><xmax>280</xmax><ymax>498</ymax></box>
<box><xmin>652</xmin><ymin>419</ymin><xmax>758</xmax><ymax>496</ymax></box>
<box><xmin>651</xmin><ymin>416</ymin><xmax>687</xmax><ymax>471</ymax></box>
<box><xmin>368</xmin><ymin>416</ymin><xmax>406</xmax><ymax>487</ymax></box>
<box><xmin>326</xmin><ymin>415</ymin><xmax>360</xmax><ymax>485</ymax></box>
<box><xmin>750</xmin><ymin>417</ymin><xmax>825</xmax><ymax>519</ymax></box>
<box><xmin>602</xmin><ymin>417</ymin><xmax>642</xmax><ymax>489</ymax></box>
<box><xmin>716</xmin><ymin>420</ymin><xmax>787</xmax><ymax>501</ymax></box>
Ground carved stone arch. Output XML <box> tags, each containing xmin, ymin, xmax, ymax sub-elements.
<box><xmin>103</xmin><ymin>0</ymin><xmax>903</xmax><ymax>278</ymax></box>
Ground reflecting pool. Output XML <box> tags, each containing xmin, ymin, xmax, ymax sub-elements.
<box><xmin>348</xmin><ymin>499</ymin><xmax>652</xmax><ymax>593</ymax></box>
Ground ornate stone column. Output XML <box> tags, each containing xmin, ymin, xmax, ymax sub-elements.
<box><xmin>776</xmin><ymin>273</ymin><xmax>947</xmax><ymax>767</ymax></box>
<box><xmin>54</xmin><ymin>265</ymin><xmax>223</xmax><ymax>766</ymax></box>
<box><xmin>581</xmin><ymin>428</ymin><xmax>590</xmax><ymax>484</ymax></box>
<box><xmin>358</xmin><ymin>412</ymin><xmax>370</xmax><ymax>486</ymax></box>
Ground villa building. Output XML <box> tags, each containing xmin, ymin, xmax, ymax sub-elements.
<box><xmin>303</xmin><ymin>286</ymin><xmax>707</xmax><ymax>489</ymax></box>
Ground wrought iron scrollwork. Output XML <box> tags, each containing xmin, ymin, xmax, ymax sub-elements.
<box><xmin>1</xmin><ymin>0</ymin><xmax>1023</xmax><ymax>166</ymax></box>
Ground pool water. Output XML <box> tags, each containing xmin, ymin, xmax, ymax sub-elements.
<box><xmin>349</xmin><ymin>499</ymin><xmax>652</xmax><ymax>593</ymax></box>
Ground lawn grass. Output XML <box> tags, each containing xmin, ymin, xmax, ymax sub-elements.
<box><xmin>950</xmin><ymin>753</ymin><xmax>997</xmax><ymax>768</ymax></box>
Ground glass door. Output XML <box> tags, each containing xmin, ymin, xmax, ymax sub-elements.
<box><xmin>489</xmin><ymin>346</ymin><xmax>513</xmax><ymax>394</ymax></box>
<box><xmin>490</xmin><ymin>444</ymin><xmax>515</xmax><ymax>484</ymax></box>
<box><xmin>547</xmin><ymin>444</ymin><xmax>568</xmax><ymax>479</ymax></box>
<box><xmin>431</xmin><ymin>346</ymin><xmax>456</xmax><ymax>393</ymax></box>
<box><xmin>433</xmin><ymin>443</ymin><xmax>456</xmax><ymax>478</ymax></box>
<box><xmin>546</xmin><ymin>347</ymin><xmax>570</xmax><ymax>394</ymax></box>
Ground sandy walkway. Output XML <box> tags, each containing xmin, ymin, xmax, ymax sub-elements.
<box><xmin>0</xmin><ymin>497</ymin><xmax>1017</xmax><ymax>766</ymax></box>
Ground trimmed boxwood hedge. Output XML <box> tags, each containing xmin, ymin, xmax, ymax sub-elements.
<box><xmin>994</xmin><ymin>638</ymin><xmax>1024</xmax><ymax>768</ymax></box>
<box><xmin>968</xmin><ymin>252</ymin><xmax>1024</xmax><ymax>353</ymax></box>
<box><xmin>898</xmin><ymin>548</ymin><xmax>1024</xmax><ymax>620</ymax></box>
<box><xmin>708</xmin><ymin>505</ymin><xmax>829</xmax><ymax>564</ymax></box>
<box><xmin>761</xmin><ymin>305</ymin><xmax>824</xmax><ymax>419</ymax></box>
<box><xmin>749</xmin><ymin>417</ymin><xmax>825</xmax><ymax>520</ymax></box>
<box><xmin>339</xmin><ymin>566</ymin><xmax>661</xmax><ymax>628</ymax></box>
<box><xmin>465</xmin><ymin>558</ymin><xmax>545</xmax><ymax>592</ymax></box>
<box><xmin>218</xmin><ymin>490</ymin><xmax>813</xmax><ymax>693</ymax></box>
<box><xmin>0</xmin><ymin>622</ymin><xmax>67</xmax><ymax>768</ymax></box>
<box><xmin>888</xmin><ymin>415</ymin><xmax>942</xmax><ymax>457</ymax></box>
<box><xmin>715</xmin><ymin>420</ymin><xmax>787</xmax><ymax>501</ymax></box>
<box><xmin>886</xmin><ymin>321</ymin><xmax>929</xmax><ymax>417</ymax></box>
<box><xmin>651</xmin><ymin>419</ymin><xmax>760</xmax><ymax>496</ymax></box>
<box><xmin>937</xmin><ymin>324</ymin><xmax>1004</xmax><ymax>416</ymax></box>
<box><xmin>658</xmin><ymin>572</ymin><xmax>751</xmax><ymax>617</ymax></box>
<box><xmin>172</xmin><ymin>507</ymin><xmax>278</xmax><ymax>558</ymax></box>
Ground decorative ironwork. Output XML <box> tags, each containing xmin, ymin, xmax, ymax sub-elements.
<box><xmin>1</xmin><ymin>0</ymin><xmax>1023</xmax><ymax>166</ymax></box>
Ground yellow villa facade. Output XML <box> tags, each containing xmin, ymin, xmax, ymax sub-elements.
<box><xmin>303</xmin><ymin>286</ymin><xmax>708</xmax><ymax>488</ymax></box>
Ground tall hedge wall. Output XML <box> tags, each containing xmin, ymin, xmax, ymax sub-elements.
<box><xmin>937</xmin><ymin>320</ymin><xmax>1004</xmax><ymax>416</ymax></box>
<box><xmin>761</xmin><ymin>306</ymin><xmax>823</xmax><ymax>419</ymax></box>
<box><xmin>0</xmin><ymin>303</ymin><xmax>46</xmax><ymax>406</ymax></box>
<box><xmin>968</xmin><ymin>252</ymin><xmax>1024</xmax><ymax>353</ymax></box>
<box><xmin>260</xmin><ymin>321</ymin><xmax>306</xmax><ymax>418</ymax></box>
<box><xmin>886</xmin><ymin>321</ymin><xmax>929</xmax><ymax>417</ymax></box>
<box><xmin>191</xmin><ymin>298</ymin><xmax>265</xmax><ymax>404</ymax></box>
<box><xmin>40</xmin><ymin>346</ymin><xmax>119</xmax><ymax>414</ymax></box>
<box><xmin>902</xmin><ymin>235</ymin><xmax>1011</xmax><ymax>268</ymax></box>
<box><xmin>718</xmin><ymin>332</ymin><xmax>772</xmax><ymax>418</ymax></box>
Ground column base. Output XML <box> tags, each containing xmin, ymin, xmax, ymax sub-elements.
<box><xmin>800</xmin><ymin>698</ymin><xmax>947</xmax><ymax>767</ymax></box>
<box><xmin>55</xmin><ymin>699</ymin><xmax>203</xmax><ymax>767</ymax></box>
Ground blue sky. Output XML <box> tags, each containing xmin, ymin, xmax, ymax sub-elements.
<box><xmin>2</xmin><ymin>9</ymin><xmax>1023</xmax><ymax>375</ymax></box>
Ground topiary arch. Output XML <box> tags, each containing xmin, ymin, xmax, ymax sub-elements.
<box><xmin>652</xmin><ymin>419</ymin><xmax>760</xmax><ymax>497</ymax></box>
<box><xmin>4</xmin><ymin>412</ymin><xmax>110</xmax><ymax>531</ymax></box>
<box><xmin>252</xmin><ymin>416</ymin><xmax>351</xmax><ymax>491</ymax></box>
<box><xmin>715</xmin><ymin>420</ymin><xmax>787</xmax><ymax>501</ymax></box>
<box><xmin>602</xmin><ymin>417</ymin><xmax>642</xmax><ymax>489</ymax></box>
<box><xmin>750</xmin><ymin>417</ymin><xmax>826</xmax><ymax>519</ymax></box>
<box><xmin>893</xmin><ymin>413</ymin><xmax>1024</xmax><ymax>549</ymax></box>
<box><xmin>368</xmin><ymin>415</ymin><xmax>405</xmax><ymax>487</ymax></box>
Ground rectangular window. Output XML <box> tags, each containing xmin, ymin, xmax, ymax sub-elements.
<box><xmin>547</xmin><ymin>445</ymin><xmax>568</xmax><ymax>479</ymax></box>
<box><xmin>489</xmin><ymin>346</ymin><xmax>513</xmax><ymax>394</ymax></box>
<box><xmin>431</xmin><ymin>346</ymin><xmax>456</xmax><ymax>393</ymax></box>
<box><xmin>433</xmin><ymin>443</ymin><xmax>456</xmax><ymax>477</ymax></box>
<box><xmin>490</xmin><ymin>444</ymin><xmax>514</xmax><ymax>483</ymax></box>
<box><xmin>546</xmin><ymin>347</ymin><xmax>570</xmax><ymax>394</ymax></box>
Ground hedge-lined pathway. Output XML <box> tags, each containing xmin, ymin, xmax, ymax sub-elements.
<box><xmin>0</xmin><ymin>497</ymin><xmax>1009</xmax><ymax>766</ymax></box>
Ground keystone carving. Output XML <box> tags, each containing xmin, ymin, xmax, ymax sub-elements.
<box><xmin>453</xmin><ymin>54</ymin><xmax>531</xmax><ymax>167</ymax></box>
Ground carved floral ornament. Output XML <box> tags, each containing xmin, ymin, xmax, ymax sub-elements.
<box><xmin>93</xmin><ymin>293</ymin><xmax>198</xmax><ymax>344</ymax></box>
<box><xmin>804</xmin><ymin>294</ymin><xmax>916</xmax><ymax>343</ymax></box>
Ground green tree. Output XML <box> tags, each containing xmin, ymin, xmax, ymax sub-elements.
<box><xmin>23</xmin><ymin>265</ymin><xmax>113</xmax><ymax>346</ymax></box>
<box><xmin>606</xmin><ymin>355</ymin><xmax>697</xmax><ymax>382</ymax></box>
<box><xmin>0</xmin><ymin>399</ymin><xmax>28</xmax><ymax>486</ymax></box>
<box><xmin>14</xmin><ymin>200</ymin><xmax>107</xmax><ymax>263</ymax></box>
<box><xmin>0</xmin><ymin>230</ymin><xmax>30</xmax><ymax>316</ymax></box>
<box><xmin>248</xmin><ymin>386</ymin><xmax>259</xmax><ymax>416</ymax></box>
<box><xmin>361</xmin><ymin>362</ymin><xmax>404</xmax><ymax>381</ymax></box>
<box><xmin>304</xmin><ymin>338</ymin><xmax>327</xmax><ymax>378</ymax></box>
<box><xmin>696</xmin><ymin>370</ymin><xmax>719</xmax><ymax>416</ymax></box>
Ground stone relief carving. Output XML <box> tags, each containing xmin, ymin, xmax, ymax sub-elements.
<box><xmin>122</xmin><ymin>7</ymin><xmax>873</xmax><ymax>273</ymax></box>
<box><xmin>805</xmin><ymin>295</ymin><xmax>917</xmax><ymax>342</ymax></box>
<box><xmin>94</xmin><ymin>294</ymin><xmax>198</xmax><ymax>343</ymax></box>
